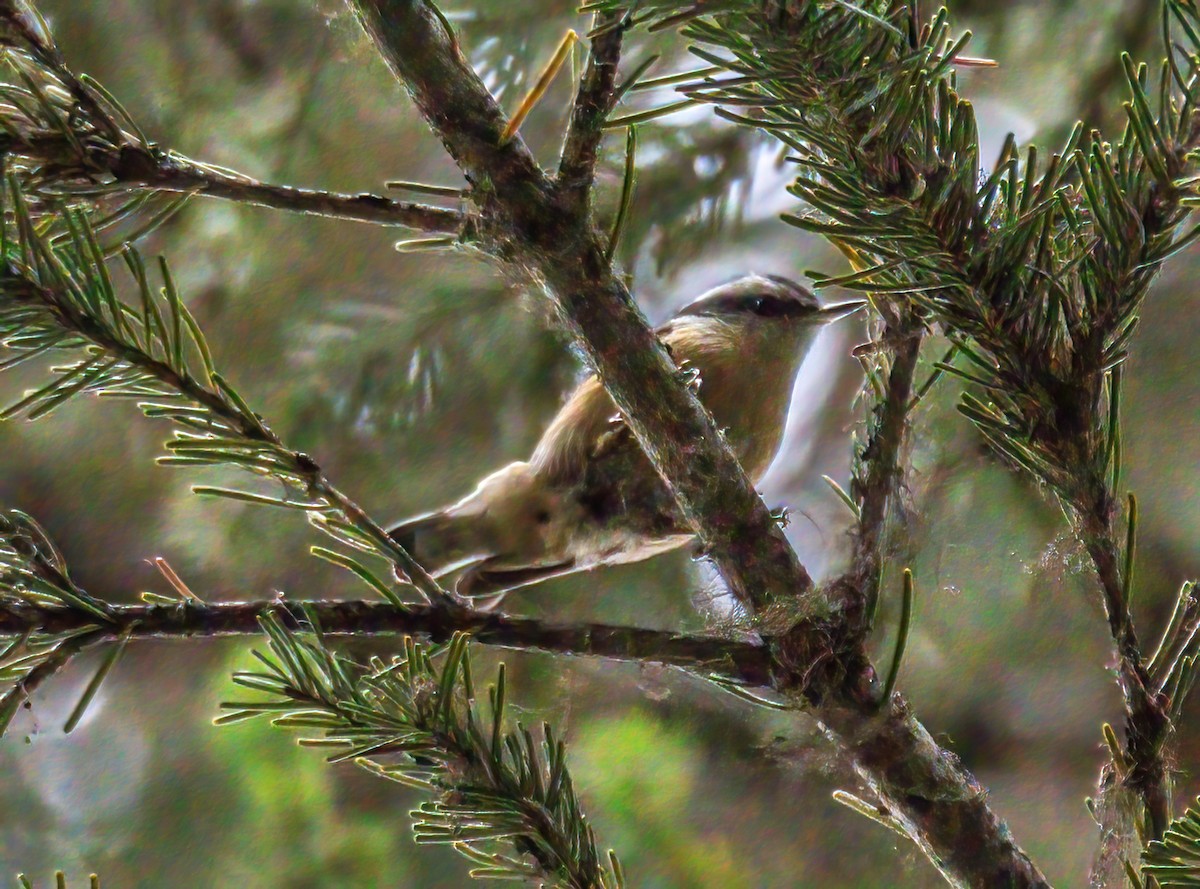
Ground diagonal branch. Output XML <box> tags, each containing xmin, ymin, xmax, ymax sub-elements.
<box><xmin>0</xmin><ymin>596</ymin><xmax>772</xmax><ymax>685</ymax></box>
<box><xmin>350</xmin><ymin>0</ymin><xmax>811</xmax><ymax>620</ymax></box>
<box><xmin>1</xmin><ymin>266</ymin><xmax>456</xmax><ymax>610</ymax></box>
<box><xmin>0</xmin><ymin>626</ymin><xmax>105</xmax><ymax>727</ymax></box>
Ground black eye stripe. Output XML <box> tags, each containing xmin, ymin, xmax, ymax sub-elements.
<box><xmin>683</xmin><ymin>293</ymin><xmax>811</xmax><ymax>317</ymax></box>
<box><xmin>672</xmin><ymin>275</ymin><xmax>820</xmax><ymax>319</ymax></box>
<box><xmin>749</xmin><ymin>295</ymin><xmax>801</xmax><ymax>317</ymax></box>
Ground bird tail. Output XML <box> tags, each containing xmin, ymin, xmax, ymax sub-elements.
<box><xmin>387</xmin><ymin>511</ymin><xmax>492</xmax><ymax>578</ymax></box>
<box><xmin>456</xmin><ymin>559</ymin><xmax>578</xmax><ymax>609</ymax></box>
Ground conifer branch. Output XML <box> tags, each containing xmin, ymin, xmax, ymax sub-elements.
<box><xmin>349</xmin><ymin>1</ymin><xmax>1054</xmax><ymax>885</ymax></box>
<box><xmin>221</xmin><ymin>620</ymin><xmax>625</xmax><ymax>887</ymax></box>
<box><xmin>116</xmin><ymin>152</ymin><xmax>467</xmax><ymax>232</ymax></box>
<box><xmin>0</xmin><ymin>499</ymin><xmax>768</xmax><ymax>758</ymax></box>
<box><xmin>0</xmin><ymin>180</ymin><xmax>456</xmax><ymax>609</ymax></box>
<box><xmin>0</xmin><ymin>3</ymin><xmax>464</xmax><ymax>234</ymax></box>
<box><xmin>600</xmin><ymin>0</ymin><xmax>1200</xmax><ymax>863</ymax></box>
<box><xmin>0</xmin><ymin>593</ymin><xmax>773</xmax><ymax>686</ymax></box>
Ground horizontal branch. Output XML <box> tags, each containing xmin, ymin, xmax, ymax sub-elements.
<box><xmin>112</xmin><ymin>147</ymin><xmax>467</xmax><ymax>233</ymax></box>
<box><xmin>0</xmin><ymin>598</ymin><xmax>773</xmax><ymax>685</ymax></box>
<box><xmin>0</xmin><ymin>4</ymin><xmax>467</xmax><ymax>236</ymax></box>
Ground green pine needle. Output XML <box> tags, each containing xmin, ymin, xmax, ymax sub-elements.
<box><xmin>220</xmin><ymin>618</ymin><xmax>624</xmax><ymax>888</ymax></box>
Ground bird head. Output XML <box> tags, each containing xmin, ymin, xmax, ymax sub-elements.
<box><xmin>675</xmin><ymin>274</ymin><xmax>865</xmax><ymax>328</ymax></box>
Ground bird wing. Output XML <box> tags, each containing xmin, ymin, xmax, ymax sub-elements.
<box><xmin>529</xmin><ymin>374</ymin><xmax>624</xmax><ymax>484</ymax></box>
<box><xmin>530</xmin><ymin>319</ymin><xmax>686</xmax><ymax>485</ymax></box>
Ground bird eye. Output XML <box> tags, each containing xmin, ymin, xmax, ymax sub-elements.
<box><xmin>747</xmin><ymin>295</ymin><xmax>799</xmax><ymax>318</ymax></box>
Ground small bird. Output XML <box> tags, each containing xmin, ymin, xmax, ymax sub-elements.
<box><xmin>390</xmin><ymin>275</ymin><xmax>864</xmax><ymax>607</ymax></box>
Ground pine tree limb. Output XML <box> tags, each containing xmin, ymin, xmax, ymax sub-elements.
<box><xmin>600</xmin><ymin>0</ymin><xmax>1200</xmax><ymax>858</ymax></box>
<box><xmin>347</xmin><ymin>2</ymin><xmax>1050</xmax><ymax>885</ymax></box>
<box><xmin>0</xmin><ymin>597</ymin><xmax>773</xmax><ymax>686</ymax></box>
<box><xmin>349</xmin><ymin>0</ymin><xmax>812</xmax><ymax>619</ymax></box>
<box><xmin>114</xmin><ymin>149</ymin><xmax>467</xmax><ymax>232</ymax></box>
<box><xmin>117</xmin><ymin>149</ymin><xmax>463</xmax><ymax>230</ymax></box>
<box><xmin>0</xmin><ymin>3</ymin><xmax>464</xmax><ymax>234</ymax></box>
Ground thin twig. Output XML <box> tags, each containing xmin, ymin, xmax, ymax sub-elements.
<box><xmin>0</xmin><ymin>627</ymin><xmax>106</xmax><ymax>724</ymax></box>
<box><xmin>557</xmin><ymin>10</ymin><xmax>626</xmax><ymax>211</ymax></box>
<box><xmin>846</xmin><ymin>318</ymin><xmax>922</xmax><ymax>622</ymax></box>
<box><xmin>1081</xmin><ymin>506</ymin><xmax>1171</xmax><ymax>841</ymax></box>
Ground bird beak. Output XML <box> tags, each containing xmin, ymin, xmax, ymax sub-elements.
<box><xmin>817</xmin><ymin>299</ymin><xmax>868</xmax><ymax>323</ymax></box>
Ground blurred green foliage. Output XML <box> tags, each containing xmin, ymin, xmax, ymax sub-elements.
<box><xmin>1</xmin><ymin>0</ymin><xmax>1198</xmax><ymax>886</ymax></box>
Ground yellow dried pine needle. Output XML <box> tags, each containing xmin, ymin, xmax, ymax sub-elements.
<box><xmin>1102</xmin><ymin>722</ymin><xmax>1127</xmax><ymax>774</ymax></box>
<box><xmin>953</xmin><ymin>55</ymin><xmax>999</xmax><ymax>68</ymax></box>
<box><xmin>151</xmin><ymin>555</ymin><xmax>202</xmax><ymax>602</ymax></box>
<box><xmin>501</xmin><ymin>29</ymin><xmax>579</xmax><ymax>145</ymax></box>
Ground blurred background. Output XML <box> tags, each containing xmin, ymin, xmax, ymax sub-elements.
<box><xmin>1</xmin><ymin>0</ymin><xmax>1197</xmax><ymax>885</ymax></box>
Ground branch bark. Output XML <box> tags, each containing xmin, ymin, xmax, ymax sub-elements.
<box><xmin>111</xmin><ymin>148</ymin><xmax>466</xmax><ymax>233</ymax></box>
<box><xmin>817</xmin><ymin>694</ymin><xmax>1046</xmax><ymax>888</ymax></box>
<box><xmin>557</xmin><ymin>12</ymin><xmax>625</xmax><ymax>213</ymax></box>
<box><xmin>847</xmin><ymin>319</ymin><xmax>923</xmax><ymax>617</ymax></box>
<box><xmin>351</xmin><ymin>0</ymin><xmax>811</xmax><ymax>619</ymax></box>
<box><xmin>1081</xmin><ymin>505</ymin><xmax>1171</xmax><ymax>843</ymax></box>
<box><xmin>0</xmin><ymin>598</ymin><xmax>772</xmax><ymax>685</ymax></box>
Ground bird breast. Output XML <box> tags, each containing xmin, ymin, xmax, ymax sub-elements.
<box><xmin>667</xmin><ymin>319</ymin><xmax>803</xmax><ymax>481</ymax></box>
